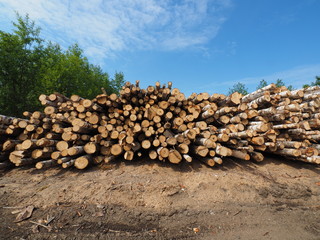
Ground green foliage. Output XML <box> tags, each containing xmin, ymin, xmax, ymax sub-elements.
<box><xmin>275</xmin><ymin>79</ymin><xmax>285</xmax><ymax>88</ymax></box>
<box><xmin>256</xmin><ymin>79</ymin><xmax>268</xmax><ymax>90</ymax></box>
<box><xmin>311</xmin><ymin>76</ymin><xmax>320</xmax><ymax>86</ymax></box>
<box><xmin>286</xmin><ymin>85</ymin><xmax>294</xmax><ymax>91</ymax></box>
<box><xmin>0</xmin><ymin>14</ymin><xmax>44</xmax><ymax>116</ymax></box>
<box><xmin>0</xmin><ymin>14</ymin><xmax>124</xmax><ymax>117</ymax></box>
<box><xmin>301</xmin><ymin>76</ymin><xmax>320</xmax><ymax>88</ymax></box>
<box><xmin>274</xmin><ymin>79</ymin><xmax>294</xmax><ymax>90</ymax></box>
<box><xmin>39</xmin><ymin>43</ymin><xmax>117</xmax><ymax>99</ymax></box>
<box><xmin>110</xmin><ymin>72</ymin><xmax>125</xmax><ymax>95</ymax></box>
<box><xmin>228</xmin><ymin>82</ymin><xmax>248</xmax><ymax>95</ymax></box>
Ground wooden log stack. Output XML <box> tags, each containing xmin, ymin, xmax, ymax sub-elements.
<box><xmin>242</xmin><ymin>84</ymin><xmax>320</xmax><ymax>164</ymax></box>
<box><xmin>1</xmin><ymin>82</ymin><xmax>320</xmax><ymax>170</ymax></box>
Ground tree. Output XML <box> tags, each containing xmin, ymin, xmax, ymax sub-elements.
<box><xmin>256</xmin><ymin>79</ymin><xmax>268</xmax><ymax>90</ymax></box>
<box><xmin>110</xmin><ymin>71</ymin><xmax>125</xmax><ymax>94</ymax></box>
<box><xmin>228</xmin><ymin>82</ymin><xmax>248</xmax><ymax>95</ymax></box>
<box><xmin>275</xmin><ymin>79</ymin><xmax>293</xmax><ymax>91</ymax></box>
<box><xmin>39</xmin><ymin>43</ymin><xmax>116</xmax><ymax>99</ymax></box>
<box><xmin>286</xmin><ymin>85</ymin><xmax>294</xmax><ymax>91</ymax></box>
<box><xmin>0</xmin><ymin>14</ymin><xmax>124</xmax><ymax>116</ymax></box>
<box><xmin>301</xmin><ymin>76</ymin><xmax>320</xmax><ymax>88</ymax></box>
<box><xmin>0</xmin><ymin>14</ymin><xmax>44</xmax><ymax>116</ymax></box>
<box><xmin>275</xmin><ymin>79</ymin><xmax>285</xmax><ymax>88</ymax></box>
<box><xmin>311</xmin><ymin>76</ymin><xmax>320</xmax><ymax>86</ymax></box>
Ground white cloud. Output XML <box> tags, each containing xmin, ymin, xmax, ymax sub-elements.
<box><xmin>0</xmin><ymin>0</ymin><xmax>232</xmax><ymax>61</ymax></box>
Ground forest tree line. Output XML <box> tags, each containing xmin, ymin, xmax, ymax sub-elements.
<box><xmin>0</xmin><ymin>15</ymin><xmax>124</xmax><ymax>117</ymax></box>
<box><xmin>229</xmin><ymin>77</ymin><xmax>320</xmax><ymax>95</ymax></box>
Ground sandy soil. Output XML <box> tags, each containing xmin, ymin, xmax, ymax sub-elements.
<box><xmin>0</xmin><ymin>156</ymin><xmax>319</xmax><ymax>240</ymax></box>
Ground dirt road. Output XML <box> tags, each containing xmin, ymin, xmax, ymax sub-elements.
<box><xmin>0</xmin><ymin>157</ymin><xmax>319</xmax><ymax>239</ymax></box>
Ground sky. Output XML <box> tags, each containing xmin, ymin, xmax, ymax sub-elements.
<box><xmin>0</xmin><ymin>0</ymin><xmax>319</xmax><ymax>96</ymax></box>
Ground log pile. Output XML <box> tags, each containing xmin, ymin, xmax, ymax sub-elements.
<box><xmin>241</xmin><ymin>84</ymin><xmax>320</xmax><ymax>164</ymax></box>
<box><xmin>0</xmin><ymin>81</ymin><xmax>320</xmax><ymax>170</ymax></box>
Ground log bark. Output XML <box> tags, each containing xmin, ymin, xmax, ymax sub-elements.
<box><xmin>36</xmin><ymin>159</ymin><xmax>58</xmax><ymax>169</ymax></box>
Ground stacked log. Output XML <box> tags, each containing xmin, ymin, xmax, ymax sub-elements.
<box><xmin>242</xmin><ymin>85</ymin><xmax>320</xmax><ymax>164</ymax></box>
<box><xmin>0</xmin><ymin>114</ymin><xmax>32</xmax><ymax>169</ymax></box>
<box><xmin>0</xmin><ymin>82</ymin><xmax>320</xmax><ymax>171</ymax></box>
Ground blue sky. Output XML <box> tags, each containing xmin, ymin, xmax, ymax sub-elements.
<box><xmin>0</xmin><ymin>0</ymin><xmax>319</xmax><ymax>96</ymax></box>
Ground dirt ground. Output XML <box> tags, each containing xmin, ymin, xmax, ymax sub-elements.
<box><xmin>0</xmin><ymin>156</ymin><xmax>319</xmax><ymax>240</ymax></box>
